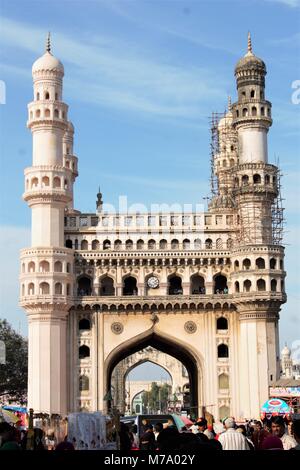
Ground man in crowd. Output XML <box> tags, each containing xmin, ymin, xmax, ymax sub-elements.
<box><xmin>218</xmin><ymin>417</ymin><xmax>250</xmax><ymax>450</ymax></box>
<box><xmin>271</xmin><ymin>416</ymin><xmax>297</xmax><ymax>450</ymax></box>
<box><xmin>196</xmin><ymin>418</ymin><xmax>215</xmax><ymax>439</ymax></box>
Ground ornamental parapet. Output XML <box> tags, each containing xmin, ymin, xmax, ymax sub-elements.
<box><xmin>19</xmin><ymin>295</ymin><xmax>72</xmax><ymax>311</ymax></box>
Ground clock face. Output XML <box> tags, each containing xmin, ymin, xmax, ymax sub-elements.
<box><xmin>147</xmin><ymin>276</ymin><xmax>159</xmax><ymax>289</ymax></box>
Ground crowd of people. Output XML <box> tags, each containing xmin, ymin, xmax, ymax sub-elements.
<box><xmin>1</xmin><ymin>415</ymin><xmax>299</xmax><ymax>452</ymax></box>
<box><xmin>118</xmin><ymin>415</ymin><xmax>300</xmax><ymax>452</ymax></box>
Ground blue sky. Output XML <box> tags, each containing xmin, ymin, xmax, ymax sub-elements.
<box><xmin>0</xmin><ymin>0</ymin><xmax>299</xmax><ymax>374</ymax></box>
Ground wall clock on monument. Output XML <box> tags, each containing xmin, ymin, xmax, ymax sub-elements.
<box><xmin>147</xmin><ymin>276</ymin><xmax>159</xmax><ymax>289</ymax></box>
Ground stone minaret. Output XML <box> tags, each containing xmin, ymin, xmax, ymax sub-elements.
<box><xmin>231</xmin><ymin>34</ymin><xmax>285</xmax><ymax>418</ymax></box>
<box><xmin>20</xmin><ymin>34</ymin><xmax>75</xmax><ymax>415</ymax></box>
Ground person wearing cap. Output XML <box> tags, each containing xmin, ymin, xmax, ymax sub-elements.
<box><xmin>261</xmin><ymin>436</ymin><xmax>284</xmax><ymax>451</ymax></box>
<box><xmin>271</xmin><ymin>416</ymin><xmax>297</xmax><ymax>450</ymax></box>
<box><xmin>218</xmin><ymin>417</ymin><xmax>250</xmax><ymax>450</ymax></box>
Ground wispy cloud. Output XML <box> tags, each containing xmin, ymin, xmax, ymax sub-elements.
<box><xmin>263</xmin><ymin>0</ymin><xmax>300</xmax><ymax>7</ymax></box>
<box><xmin>1</xmin><ymin>16</ymin><xmax>228</xmax><ymax>120</ymax></box>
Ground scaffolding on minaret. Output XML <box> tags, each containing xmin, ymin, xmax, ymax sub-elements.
<box><xmin>271</xmin><ymin>163</ymin><xmax>285</xmax><ymax>245</ymax></box>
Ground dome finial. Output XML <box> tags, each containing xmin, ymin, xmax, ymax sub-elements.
<box><xmin>46</xmin><ymin>32</ymin><xmax>51</xmax><ymax>53</ymax></box>
<box><xmin>247</xmin><ymin>31</ymin><xmax>252</xmax><ymax>54</ymax></box>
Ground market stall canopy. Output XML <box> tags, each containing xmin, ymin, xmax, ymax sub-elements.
<box><xmin>260</xmin><ymin>398</ymin><xmax>292</xmax><ymax>418</ymax></box>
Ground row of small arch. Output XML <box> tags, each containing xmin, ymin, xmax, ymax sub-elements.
<box><xmin>21</xmin><ymin>260</ymin><xmax>71</xmax><ymax>273</ymax></box>
<box><xmin>26</xmin><ymin>176</ymin><xmax>70</xmax><ymax>190</ymax></box>
<box><xmin>66</xmin><ymin>238</ymin><xmax>233</xmax><ymax>251</ymax></box>
<box><xmin>234</xmin><ymin>278</ymin><xmax>283</xmax><ymax>293</ymax></box>
<box><xmin>21</xmin><ymin>282</ymin><xmax>71</xmax><ymax>296</ymax></box>
<box><xmin>234</xmin><ymin>257</ymin><xmax>282</xmax><ymax>271</ymax></box>
<box><xmin>235</xmin><ymin>106</ymin><xmax>271</xmax><ymax>118</ymax></box>
<box><xmin>237</xmin><ymin>173</ymin><xmax>276</xmax><ymax>186</ymax></box>
<box><xmin>30</xmin><ymin>108</ymin><xmax>66</xmax><ymax>120</ymax></box>
<box><xmin>35</xmin><ymin>91</ymin><xmax>58</xmax><ymax>101</ymax></box>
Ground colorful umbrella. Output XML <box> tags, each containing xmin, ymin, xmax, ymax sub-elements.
<box><xmin>260</xmin><ymin>398</ymin><xmax>291</xmax><ymax>417</ymax></box>
<box><xmin>179</xmin><ymin>415</ymin><xmax>193</xmax><ymax>427</ymax></box>
<box><xmin>0</xmin><ymin>407</ymin><xmax>20</xmax><ymax>424</ymax></box>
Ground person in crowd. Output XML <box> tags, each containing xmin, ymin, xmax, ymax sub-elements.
<box><xmin>236</xmin><ymin>424</ymin><xmax>255</xmax><ymax>450</ymax></box>
<box><xmin>154</xmin><ymin>422</ymin><xmax>163</xmax><ymax>441</ymax></box>
<box><xmin>290</xmin><ymin>419</ymin><xmax>300</xmax><ymax>451</ymax></box>
<box><xmin>251</xmin><ymin>420</ymin><xmax>270</xmax><ymax>450</ymax></box>
<box><xmin>271</xmin><ymin>416</ymin><xmax>297</xmax><ymax>450</ymax></box>
<box><xmin>156</xmin><ymin>426</ymin><xmax>180</xmax><ymax>451</ymax></box>
<box><xmin>139</xmin><ymin>424</ymin><xmax>156</xmax><ymax>451</ymax></box>
<box><xmin>196</xmin><ymin>418</ymin><xmax>214</xmax><ymax>440</ymax></box>
<box><xmin>119</xmin><ymin>422</ymin><xmax>132</xmax><ymax>451</ymax></box>
<box><xmin>130</xmin><ymin>424</ymin><xmax>139</xmax><ymax>449</ymax></box>
<box><xmin>0</xmin><ymin>422</ymin><xmax>21</xmax><ymax>450</ymax></box>
<box><xmin>190</xmin><ymin>419</ymin><xmax>199</xmax><ymax>434</ymax></box>
<box><xmin>55</xmin><ymin>441</ymin><xmax>75</xmax><ymax>451</ymax></box>
<box><xmin>261</xmin><ymin>436</ymin><xmax>284</xmax><ymax>451</ymax></box>
<box><xmin>218</xmin><ymin>417</ymin><xmax>250</xmax><ymax>450</ymax></box>
<box><xmin>287</xmin><ymin>420</ymin><xmax>294</xmax><ymax>437</ymax></box>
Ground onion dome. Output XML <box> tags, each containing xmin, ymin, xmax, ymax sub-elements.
<box><xmin>32</xmin><ymin>32</ymin><xmax>64</xmax><ymax>76</ymax></box>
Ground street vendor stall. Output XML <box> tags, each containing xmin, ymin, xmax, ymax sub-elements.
<box><xmin>260</xmin><ymin>398</ymin><xmax>292</xmax><ymax>420</ymax></box>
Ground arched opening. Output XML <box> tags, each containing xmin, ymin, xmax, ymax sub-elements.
<box><xmin>261</xmin><ymin>107</ymin><xmax>265</xmax><ymax>116</ymax></box>
<box><xmin>281</xmin><ymin>280</ymin><xmax>284</xmax><ymax>292</ymax></box>
<box><xmin>243</xmin><ymin>280</ymin><xmax>251</xmax><ymax>292</ymax></box>
<box><xmin>66</xmin><ymin>239</ymin><xmax>72</xmax><ymax>248</ymax></box>
<box><xmin>194</xmin><ymin>238</ymin><xmax>201</xmax><ymax>249</ymax></box>
<box><xmin>79</xmin><ymin>375</ymin><xmax>89</xmax><ymax>392</ymax></box>
<box><xmin>123</xmin><ymin>276</ymin><xmax>138</xmax><ymax>296</ymax></box>
<box><xmin>216</xmin><ymin>238</ymin><xmax>223</xmax><ymax>249</ymax></box>
<box><xmin>36</xmin><ymin>92</ymin><xmax>40</xmax><ymax>100</ymax></box>
<box><xmin>28</xmin><ymin>283</ymin><xmax>35</xmax><ymax>295</ymax></box>
<box><xmin>126</xmin><ymin>240</ymin><xmax>133</xmax><ymax>250</ymax></box>
<box><xmin>159</xmin><ymin>239</ymin><xmax>167</xmax><ymax>250</ymax></box>
<box><xmin>218</xmin><ymin>373</ymin><xmax>229</xmax><ymax>390</ymax></box>
<box><xmin>256</xmin><ymin>257</ymin><xmax>265</xmax><ymax>269</ymax></box>
<box><xmin>214</xmin><ymin>274</ymin><xmax>228</xmax><ymax>294</ymax></box>
<box><xmin>45</xmin><ymin>108</ymin><xmax>50</xmax><ymax>117</ymax></box>
<box><xmin>280</xmin><ymin>259</ymin><xmax>283</xmax><ymax>270</ymax></box>
<box><xmin>39</xmin><ymin>260</ymin><xmax>50</xmax><ymax>272</ymax></box>
<box><xmin>235</xmin><ymin>281</ymin><xmax>240</xmax><ymax>293</ymax></box>
<box><xmin>53</xmin><ymin>176</ymin><xmax>61</xmax><ymax>188</ymax></box>
<box><xmin>31</xmin><ymin>177</ymin><xmax>38</xmax><ymax>188</ymax></box>
<box><xmin>81</xmin><ymin>240</ymin><xmax>88</xmax><ymax>250</ymax></box>
<box><xmin>44</xmin><ymin>91</ymin><xmax>50</xmax><ymax>100</ymax></box>
<box><xmin>250</xmin><ymin>90</ymin><xmax>255</xmax><ymax>98</ymax></box>
<box><xmin>107</xmin><ymin>332</ymin><xmax>200</xmax><ymax>418</ymax></box>
<box><xmin>242</xmin><ymin>175</ymin><xmax>249</xmax><ymax>185</ymax></box>
<box><xmin>66</xmin><ymin>284</ymin><xmax>70</xmax><ymax>295</ymax></box>
<box><xmin>91</xmin><ymin>239</ymin><xmax>99</xmax><ymax>250</ymax></box>
<box><xmin>137</xmin><ymin>239</ymin><xmax>144</xmax><ymax>250</ymax></box>
<box><xmin>190</xmin><ymin>274</ymin><xmax>205</xmax><ymax>294</ymax></box>
<box><xmin>236</xmin><ymin>110</ymin><xmax>239</xmax><ymax>117</ymax></box>
<box><xmin>77</xmin><ymin>276</ymin><xmax>92</xmax><ymax>296</ymax></box>
<box><xmin>217</xmin><ymin>317</ymin><xmax>228</xmax><ymax>331</ymax></box>
<box><xmin>79</xmin><ymin>318</ymin><xmax>90</xmax><ymax>330</ymax></box>
<box><xmin>227</xmin><ymin>238</ymin><xmax>233</xmax><ymax>249</ymax></box>
<box><xmin>168</xmin><ymin>275</ymin><xmax>182</xmax><ymax>295</ymax></box>
<box><xmin>270</xmin><ymin>258</ymin><xmax>276</xmax><ymax>269</ymax></box>
<box><xmin>74</xmin><ymin>239</ymin><xmax>78</xmax><ymax>250</ymax></box>
<box><xmin>271</xmin><ymin>279</ymin><xmax>277</xmax><ymax>292</ymax></box>
<box><xmin>35</xmin><ymin>109</ymin><xmax>41</xmax><ymax>118</ymax></box>
<box><xmin>183</xmin><ymin>239</ymin><xmax>190</xmax><ymax>250</ymax></box>
<box><xmin>242</xmin><ymin>107</ymin><xmax>248</xmax><ymax>117</ymax></box>
<box><xmin>100</xmin><ymin>276</ymin><xmax>115</xmax><ymax>296</ymax></box>
<box><xmin>253</xmin><ymin>173</ymin><xmax>261</xmax><ymax>184</ymax></box>
<box><xmin>217</xmin><ymin>343</ymin><xmax>229</xmax><ymax>358</ymax></box>
<box><xmin>55</xmin><ymin>282</ymin><xmax>62</xmax><ymax>294</ymax></box>
<box><xmin>234</xmin><ymin>260</ymin><xmax>239</xmax><ymax>271</ymax></box>
<box><xmin>114</xmin><ymin>240</ymin><xmax>122</xmax><ymax>251</ymax></box>
<box><xmin>22</xmin><ymin>263</ymin><xmax>25</xmax><ymax>274</ymax></box>
<box><xmin>54</xmin><ymin>261</ymin><xmax>62</xmax><ymax>272</ymax></box>
<box><xmin>257</xmin><ymin>279</ymin><xmax>266</xmax><ymax>291</ymax></box>
<box><xmin>103</xmin><ymin>239</ymin><xmax>111</xmax><ymax>250</ymax></box>
<box><xmin>148</xmin><ymin>239</ymin><xmax>156</xmax><ymax>250</ymax></box>
<box><xmin>265</xmin><ymin>174</ymin><xmax>270</xmax><ymax>184</ymax></box>
<box><xmin>79</xmin><ymin>345</ymin><xmax>90</xmax><ymax>359</ymax></box>
<box><xmin>242</xmin><ymin>258</ymin><xmax>251</xmax><ymax>270</ymax></box>
<box><xmin>252</xmin><ymin>106</ymin><xmax>257</xmax><ymax>116</ymax></box>
<box><xmin>222</xmin><ymin>160</ymin><xmax>227</xmax><ymax>168</ymax></box>
<box><xmin>205</xmin><ymin>238</ymin><xmax>212</xmax><ymax>249</ymax></box>
<box><xmin>171</xmin><ymin>239</ymin><xmax>179</xmax><ymax>250</ymax></box>
<box><xmin>28</xmin><ymin>261</ymin><xmax>35</xmax><ymax>273</ymax></box>
<box><xmin>54</xmin><ymin>109</ymin><xmax>59</xmax><ymax>118</ymax></box>
<box><xmin>42</xmin><ymin>176</ymin><xmax>50</xmax><ymax>187</ymax></box>
<box><xmin>22</xmin><ymin>284</ymin><xmax>25</xmax><ymax>296</ymax></box>
<box><xmin>39</xmin><ymin>282</ymin><xmax>50</xmax><ymax>295</ymax></box>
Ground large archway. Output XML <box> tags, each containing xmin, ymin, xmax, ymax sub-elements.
<box><xmin>105</xmin><ymin>330</ymin><xmax>201</xmax><ymax>418</ymax></box>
